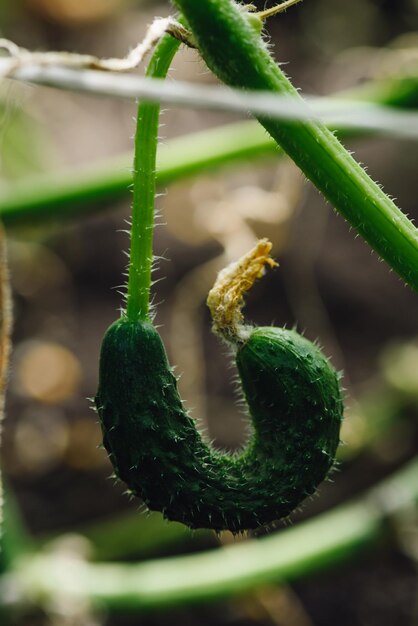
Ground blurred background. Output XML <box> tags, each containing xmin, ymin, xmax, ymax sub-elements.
<box><xmin>0</xmin><ymin>0</ymin><xmax>418</xmax><ymax>624</ymax></box>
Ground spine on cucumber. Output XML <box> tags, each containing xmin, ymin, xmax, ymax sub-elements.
<box><xmin>95</xmin><ymin>317</ymin><xmax>343</xmax><ymax>532</ymax></box>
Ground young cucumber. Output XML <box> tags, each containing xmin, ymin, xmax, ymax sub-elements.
<box><xmin>96</xmin><ymin>317</ymin><xmax>343</xmax><ymax>532</ymax></box>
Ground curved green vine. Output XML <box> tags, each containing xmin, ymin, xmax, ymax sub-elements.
<box><xmin>172</xmin><ymin>0</ymin><xmax>418</xmax><ymax>291</ymax></box>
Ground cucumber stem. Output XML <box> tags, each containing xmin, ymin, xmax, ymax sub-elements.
<box><xmin>126</xmin><ymin>35</ymin><xmax>181</xmax><ymax>322</ymax></box>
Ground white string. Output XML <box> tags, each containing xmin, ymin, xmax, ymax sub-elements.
<box><xmin>3</xmin><ymin>63</ymin><xmax>417</xmax><ymax>139</ymax></box>
<box><xmin>0</xmin><ymin>17</ymin><xmax>192</xmax><ymax>75</ymax></box>
<box><xmin>0</xmin><ymin>26</ymin><xmax>416</xmax><ymax>140</ymax></box>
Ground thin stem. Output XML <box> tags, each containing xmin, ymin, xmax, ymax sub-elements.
<box><xmin>173</xmin><ymin>0</ymin><xmax>418</xmax><ymax>291</ymax></box>
<box><xmin>0</xmin><ymin>483</ymin><xmax>34</xmax><ymax>571</ymax></box>
<box><xmin>10</xmin><ymin>457</ymin><xmax>418</xmax><ymax>611</ymax></box>
<box><xmin>126</xmin><ymin>34</ymin><xmax>180</xmax><ymax>321</ymax></box>
<box><xmin>255</xmin><ymin>0</ymin><xmax>303</xmax><ymax>20</ymax></box>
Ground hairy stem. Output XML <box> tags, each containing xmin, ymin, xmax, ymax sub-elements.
<box><xmin>126</xmin><ymin>34</ymin><xmax>180</xmax><ymax>321</ymax></box>
<box><xmin>172</xmin><ymin>0</ymin><xmax>418</xmax><ymax>291</ymax></box>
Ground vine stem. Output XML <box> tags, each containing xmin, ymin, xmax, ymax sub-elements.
<box><xmin>8</xmin><ymin>456</ymin><xmax>418</xmax><ymax>611</ymax></box>
<box><xmin>255</xmin><ymin>0</ymin><xmax>303</xmax><ymax>20</ymax></box>
<box><xmin>172</xmin><ymin>0</ymin><xmax>418</xmax><ymax>291</ymax></box>
<box><xmin>126</xmin><ymin>34</ymin><xmax>180</xmax><ymax>321</ymax></box>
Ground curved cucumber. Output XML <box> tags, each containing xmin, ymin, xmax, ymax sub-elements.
<box><xmin>95</xmin><ymin>318</ymin><xmax>343</xmax><ymax>532</ymax></box>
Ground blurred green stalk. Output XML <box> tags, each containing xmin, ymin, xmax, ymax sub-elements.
<box><xmin>8</xmin><ymin>456</ymin><xmax>418</xmax><ymax>612</ymax></box>
<box><xmin>0</xmin><ymin>77</ymin><xmax>417</xmax><ymax>226</ymax></box>
<box><xmin>0</xmin><ymin>121</ymin><xmax>277</xmax><ymax>225</ymax></box>
<box><xmin>66</xmin><ymin>510</ymin><xmax>209</xmax><ymax>561</ymax></box>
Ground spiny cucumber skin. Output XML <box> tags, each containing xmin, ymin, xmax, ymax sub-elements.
<box><xmin>95</xmin><ymin>318</ymin><xmax>343</xmax><ymax>532</ymax></box>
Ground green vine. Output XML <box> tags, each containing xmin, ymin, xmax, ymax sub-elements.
<box><xmin>126</xmin><ymin>34</ymin><xmax>181</xmax><ymax>321</ymax></box>
<box><xmin>172</xmin><ymin>0</ymin><xmax>418</xmax><ymax>291</ymax></box>
<box><xmin>9</xmin><ymin>456</ymin><xmax>418</xmax><ymax>612</ymax></box>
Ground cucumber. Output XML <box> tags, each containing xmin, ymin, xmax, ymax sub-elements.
<box><xmin>95</xmin><ymin>317</ymin><xmax>343</xmax><ymax>532</ymax></box>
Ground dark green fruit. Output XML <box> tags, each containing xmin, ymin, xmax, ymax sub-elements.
<box><xmin>95</xmin><ymin>318</ymin><xmax>343</xmax><ymax>532</ymax></box>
